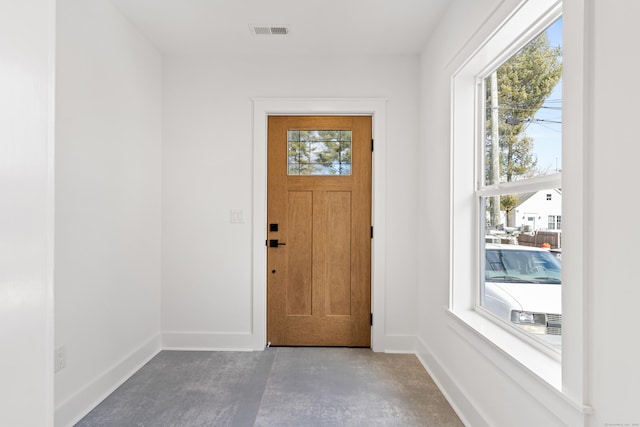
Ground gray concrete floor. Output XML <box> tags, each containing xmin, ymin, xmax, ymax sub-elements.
<box><xmin>76</xmin><ymin>348</ymin><xmax>463</xmax><ymax>427</ymax></box>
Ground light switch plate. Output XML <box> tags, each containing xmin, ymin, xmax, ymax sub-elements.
<box><xmin>230</xmin><ymin>209</ymin><xmax>244</xmax><ymax>223</ymax></box>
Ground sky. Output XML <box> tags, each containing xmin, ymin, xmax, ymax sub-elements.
<box><xmin>527</xmin><ymin>17</ymin><xmax>563</xmax><ymax>174</ymax></box>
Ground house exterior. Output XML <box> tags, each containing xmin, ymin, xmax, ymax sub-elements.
<box><xmin>509</xmin><ymin>188</ymin><xmax>563</xmax><ymax>231</ymax></box>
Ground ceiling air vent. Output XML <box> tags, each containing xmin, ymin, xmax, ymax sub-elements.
<box><xmin>250</xmin><ymin>25</ymin><xmax>290</xmax><ymax>36</ymax></box>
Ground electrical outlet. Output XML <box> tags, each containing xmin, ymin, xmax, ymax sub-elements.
<box><xmin>54</xmin><ymin>345</ymin><xmax>66</xmax><ymax>373</ymax></box>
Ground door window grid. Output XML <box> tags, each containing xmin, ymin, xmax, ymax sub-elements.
<box><xmin>288</xmin><ymin>130</ymin><xmax>352</xmax><ymax>176</ymax></box>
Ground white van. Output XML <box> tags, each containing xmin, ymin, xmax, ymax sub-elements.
<box><xmin>483</xmin><ymin>243</ymin><xmax>562</xmax><ymax>347</ymax></box>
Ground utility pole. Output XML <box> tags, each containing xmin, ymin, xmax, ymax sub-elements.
<box><xmin>490</xmin><ymin>71</ymin><xmax>501</xmax><ymax>227</ymax></box>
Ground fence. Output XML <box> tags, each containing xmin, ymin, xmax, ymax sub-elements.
<box><xmin>517</xmin><ymin>231</ymin><xmax>561</xmax><ymax>248</ymax></box>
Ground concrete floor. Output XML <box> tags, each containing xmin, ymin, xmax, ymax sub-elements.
<box><xmin>76</xmin><ymin>348</ymin><xmax>463</xmax><ymax>427</ymax></box>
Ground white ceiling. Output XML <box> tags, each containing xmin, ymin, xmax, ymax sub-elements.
<box><xmin>109</xmin><ymin>0</ymin><xmax>450</xmax><ymax>56</ymax></box>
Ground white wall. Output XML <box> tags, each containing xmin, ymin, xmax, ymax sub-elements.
<box><xmin>588</xmin><ymin>0</ymin><xmax>640</xmax><ymax>424</ymax></box>
<box><xmin>417</xmin><ymin>0</ymin><xmax>640</xmax><ymax>426</ymax></box>
<box><xmin>46</xmin><ymin>0</ymin><xmax>640</xmax><ymax>425</ymax></box>
<box><xmin>162</xmin><ymin>54</ymin><xmax>420</xmax><ymax>349</ymax></box>
<box><xmin>418</xmin><ymin>2</ymin><xmax>513</xmax><ymax>426</ymax></box>
<box><xmin>54</xmin><ymin>0</ymin><xmax>163</xmax><ymax>425</ymax></box>
<box><xmin>0</xmin><ymin>1</ymin><xmax>55</xmax><ymax>426</ymax></box>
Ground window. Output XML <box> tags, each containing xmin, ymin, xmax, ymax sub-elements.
<box><xmin>450</xmin><ymin>0</ymin><xmax>588</xmax><ymax>403</ymax></box>
<box><xmin>548</xmin><ymin>215</ymin><xmax>561</xmax><ymax>230</ymax></box>
<box><xmin>479</xmin><ymin>17</ymin><xmax>563</xmax><ymax>350</ymax></box>
<box><xmin>288</xmin><ymin>130</ymin><xmax>352</xmax><ymax>175</ymax></box>
<box><xmin>450</xmin><ymin>0</ymin><xmax>565</xmax><ymax>371</ymax></box>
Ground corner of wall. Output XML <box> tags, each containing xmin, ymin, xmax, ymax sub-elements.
<box><xmin>54</xmin><ymin>334</ymin><xmax>161</xmax><ymax>427</ymax></box>
<box><xmin>415</xmin><ymin>336</ymin><xmax>490</xmax><ymax>427</ymax></box>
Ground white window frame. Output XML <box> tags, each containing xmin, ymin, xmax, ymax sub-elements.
<box><xmin>475</xmin><ymin>14</ymin><xmax>564</xmax><ymax>350</ymax></box>
<box><xmin>449</xmin><ymin>0</ymin><xmax>565</xmax><ymax>391</ymax></box>
<box><xmin>449</xmin><ymin>2</ymin><xmax>590</xmax><ymax>417</ymax></box>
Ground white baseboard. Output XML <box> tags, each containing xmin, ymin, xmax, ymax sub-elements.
<box><xmin>54</xmin><ymin>334</ymin><xmax>161</xmax><ymax>427</ymax></box>
<box><xmin>415</xmin><ymin>336</ymin><xmax>489</xmax><ymax>427</ymax></box>
<box><xmin>161</xmin><ymin>331</ymin><xmax>255</xmax><ymax>351</ymax></box>
<box><xmin>379</xmin><ymin>334</ymin><xmax>417</xmax><ymax>353</ymax></box>
<box><xmin>162</xmin><ymin>331</ymin><xmax>420</xmax><ymax>353</ymax></box>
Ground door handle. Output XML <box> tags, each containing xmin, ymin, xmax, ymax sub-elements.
<box><xmin>269</xmin><ymin>239</ymin><xmax>286</xmax><ymax>248</ymax></box>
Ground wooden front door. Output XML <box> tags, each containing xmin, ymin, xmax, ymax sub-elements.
<box><xmin>267</xmin><ymin>116</ymin><xmax>372</xmax><ymax>347</ymax></box>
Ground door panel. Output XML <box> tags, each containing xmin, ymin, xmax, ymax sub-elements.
<box><xmin>286</xmin><ymin>191</ymin><xmax>312</xmax><ymax>316</ymax></box>
<box><xmin>267</xmin><ymin>116</ymin><xmax>371</xmax><ymax>347</ymax></box>
<box><xmin>325</xmin><ymin>191</ymin><xmax>351</xmax><ymax>316</ymax></box>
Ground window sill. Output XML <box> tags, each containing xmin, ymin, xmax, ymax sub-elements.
<box><xmin>445</xmin><ymin>307</ymin><xmax>593</xmax><ymax>421</ymax></box>
<box><xmin>446</xmin><ymin>307</ymin><xmax>561</xmax><ymax>390</ymax></box>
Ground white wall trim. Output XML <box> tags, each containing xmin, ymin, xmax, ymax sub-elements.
<box><xmin>380</xmin><ymin>334</ymin><xmax>417</xmax><ymax>353</ymax></box>
<box><xmin>46</xmin><ymin>0</ymin><xmax>57</xmax><ymax>423</ymax></box>
<box><xmin>162</xmin><ymin>332</ymin><xmax>255</xmax><ymax>351</ymax></box>
<box><xmin>54</xmin><ymin>334</ymin><xmax>161</xmax><ymax>427</ymax></box>
<box><xmin>251</xmin><ymin>98</ymin><xmax>388</xmax><ymax>351</ymax></box>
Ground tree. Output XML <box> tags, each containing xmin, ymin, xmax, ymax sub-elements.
<box><xmin>316</xmin><ymin>131</ymin><xmax>352</xmax><ymax>175</ymax></box>
<box><xmin>485</xmin><ymin>30</ymin><xmax>562</xmax><ymax>226</ymax></box>
<box><xmin>288</xmin><ymin>130</ymin><xmax>352</xmax><ymax>175</ymax></box>
<box><xmin>288</xmin><ymin>130</ymin><xmax>315</xmax><ymax>174</ymax></box>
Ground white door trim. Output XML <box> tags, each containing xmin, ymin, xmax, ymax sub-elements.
<box><xmin>251</xmin><ymin>98</ymin><xmax>387</xmax><ymax>351</ymax></box>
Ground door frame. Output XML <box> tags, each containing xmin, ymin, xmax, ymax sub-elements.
<box><xmin>252</xmin><ymin>98</ymin><xmax>387</xmax><ymax>351</ymax></box>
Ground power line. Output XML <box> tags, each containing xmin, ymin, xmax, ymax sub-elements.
<box><xmin>505</xmin><ymin>117</ymin><xmax>562</xmax><ymax>125</ymax></box>
<box><xmin>485</xmin><ymin>104</ymin><xmax>562</xmax><ymax>112</ymax></box>
<box><xmin>533</xmin><ymin>122</ymin><xmax>562</xmax><ymax>133</ymax></box>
